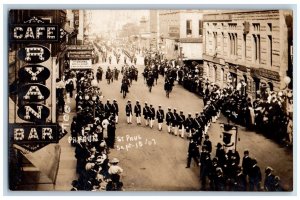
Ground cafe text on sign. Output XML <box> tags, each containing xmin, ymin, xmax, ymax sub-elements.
<box><xmin>10</xmin><ymin>16</ymin><xmax>67</xmax><ymax>43</ymax></box>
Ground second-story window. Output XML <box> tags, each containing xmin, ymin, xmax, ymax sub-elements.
<box><xmin>186</xmin><ymin>20</ymin><xmax>192</xmax><ymax>35</ymax></box>
<box><xmin>199</xmin><ymin>20</ymin><xmax>203</xmax><ymax>36</ymax></box>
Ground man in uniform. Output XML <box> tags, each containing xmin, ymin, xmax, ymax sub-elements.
<box><xmin>178</xmin><ymin>111</ymin><xmax>186</xmax><ymax>138</ymax></box>
<box><xmin>125</xmin><ymin>100</ymin><xmax>132</xmax><ymax>124</ymax></box>
<box><xmin>112</xmin><ymin>99</ymin><xmax>119</xmax><ymax>124</ymax></box>
<box><xmin>166</xmin><ymin>107</ymin><xmax>174</xmax><ymax>133</ymax></box>
<box><xmin>185</xmin><ymin>113</ymin><xmax>194</xmax><ymax>138</ymax></box>
<box><xmin>143</xmin><ymin>102</ymin><xmax>150</xmax><ymax>126</ymax></box>
<box><xmin>186</xmin><ymin>138</ymin><xmax>200</xmax><ymax>168</ymax></box>
<box><xmin>134</xmin><ymin>100</ymin><xmax>142</xmax><ymax>125</ymax></box>
<box><xmin>203</xmin><ymin>135</ymin><xmax>212</xmax><ymax>153</ymax></box>
<box><xmin>156</xmin><ymin>105</ymin><xmax>164</xmax><ymax>131</ymax></box>
<box><xmin>149</xmin><ymin>104</ymin><xmax>155</xmax><ymax>128</ymax></box>
<box><xmin>172</xmin><ymin>108</ymin><xmax>180</xmax><ymax>136</ymax></box>
<box><xmin>193</xmin><ymin>113</ymin><xmax>202</xmax><ymax>144</ymax></box>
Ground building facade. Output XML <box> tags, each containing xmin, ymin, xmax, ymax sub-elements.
<box><xmin>203</xmin><ymin>10</ymin><xmax>293</xmax><ymax>98</ymax></box>
<box><xmin>159</xmin><ymin>10</ymin><xmax>204</xmax><ymax>62</ymax></box>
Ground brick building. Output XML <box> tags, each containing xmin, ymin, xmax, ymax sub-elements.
<box><xmin>202</xmin><ymin>10</ymin><xmax>293</xmax><ymax>98</ymax></box>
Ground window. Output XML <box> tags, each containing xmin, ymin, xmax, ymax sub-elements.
<box><xmin>268</xmin><ymin>23</ymin><xmax>272</xmax><ymax>32</ymax></box>
<box><xmin>213</xmin><ymin>32</ymin><xmax>217</xmax><ymax>54</ymax></box>
<box><xmin>229</xmin><ymin>33</ymin><xmax>238</xmax><ymax>56</ymax></box>
<box><xmin>243</xmin><ymin>34</ymin><xmax>247</xmax><ymax>59</ymax></box>
<box><xmin>253</xmin><ymin>34</ymin><xmax>261</xmax><ymax>63</ymax></box>
<box><xmin>186</xmin><ymin>20</ymin><xmax>192</xmax><ymax>35</ymax></box>
<box><xmin>253</xmin><ymin>23</ymin><xmax>260</xmax><ymax>31</ymax></box>
<box><xmin>268</xmin><ymin>35</ymin><xmax>272</xmax><ymax>67</ymax></box>
<box><xmin>199</xmin><ymin>20</ymin><xmax>203</xmax><ymax>36</ymax></box>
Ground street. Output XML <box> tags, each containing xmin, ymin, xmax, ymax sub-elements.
<box><xmin>79</xmin><ymin>54</ymin><xmax>293</xmax><ymax>191</ymax></box>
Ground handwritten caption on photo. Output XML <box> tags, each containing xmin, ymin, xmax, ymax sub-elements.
<box><xmin>116</xmin><ymin>134</ymin><xmax>157</xmax><ymax>151</ymax></box>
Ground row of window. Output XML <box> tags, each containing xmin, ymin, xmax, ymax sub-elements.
<box><xmin>207</xmin><ymin>31</ymin><xmax>273</xmax><ymax>66</ymax></box>
<box><xmin>185</xmin><ymin>21</ymin><xmax>271</xmax><ymax>37</ymax></box>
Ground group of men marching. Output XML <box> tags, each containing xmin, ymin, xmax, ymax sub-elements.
<box><xmin>123</xmin><ymin>100</ymin><xmax>220</xmax><ymax>143</ymax></box>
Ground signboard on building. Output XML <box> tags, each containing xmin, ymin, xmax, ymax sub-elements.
<box><xmin>251</xmin><ymin>68</ymin><xmax>280</xmax><ymax>81</ymax></box>
<box><xmin>168</xmin><ymin>26</ymin><xmax>180</xmax><ymax>38</ymax></box>
<box><xmin>70</xmin><ymin>59</ymin><xmax>92</xmax><ymax>69</ymax></box>
<box><xmin>9</xmin><ymin>16</ymin><xmax>69</xmax><ymax>152</ymax></box>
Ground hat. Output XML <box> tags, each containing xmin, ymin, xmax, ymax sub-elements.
<box><xmin>174</xmin><ymin>108</ymin><xmax>177</xmax><ymax>111</ymax></box>
<box><xmin>188</xmin><ymin>113</ymin><xmax>192</xmax><ymax>116</ymax></box>
<box><xmin>110</xmin><ymin>158</ymin><xmax>119</xmax><ymax>164</ymax></box>
<box><xmin>244</xmin><ymin>150</ymin><xmax>249</xmax><ymax>155</ymax></box>
<box><xmin>168</xmin><ymin>107</ymin><xmax>171</xmax><ymax>110</ymax></box>
<box><xmin>113</xmin><ymin>99</ymin><xmax>117</xmax><ymax>102</ymax></box>
<box><xmin>136</xmin><ymin>100</ymin><xmax>139</xmax><ymax>102</ymax></box>
<box><xmin>128</xmin><ymin>100</ymin><xmax>131</xmax><ymax>102</ymax></box>
<box><xmin>216</xmin><ymin>143</ymin><xmax>222</xmax><ymax>148</ymax></box>
<box><xmin>145</xmin><ymin>101</ymin><xmax>148</xmax><ymax>104</ymax></box>
<box><xmin>158</xmin><ymin>105</ymin><xmax>162</xmax><ymax>107</ymax></box>
<box><xmin>265</xmin><ymin>166</ymin><xmax>273</xmax><ymax>174</ymax></box>
<box><xmin>180</xmin><ymin>110</ymin><xmax>183</xmax><ymax>113</ymax></box>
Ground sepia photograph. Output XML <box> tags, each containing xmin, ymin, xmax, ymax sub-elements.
<box><xmin>7</xmin><ymin>8</ymin><xmax>294</xmax><ymax>192</ymax></box>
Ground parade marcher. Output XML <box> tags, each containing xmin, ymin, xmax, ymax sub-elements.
<box><xmin>166</xmin><ymin>107</ymin><xmax>174</xmax><ymax>133</ymax></box>
<box><xmin>248</xmin><ymin>158</ymin><xmax>262</xmax><ymax>191</ymax></box>
<box><xmin>186</xmin><ymin>138</ymin><xmax>200</xmax><ymax>168</ymax></box>
<box><xmin>185</xmin><ymin>113</ymin><xmax>193</xmax><ymax>138</ymax></box>
<box><xmin>172</xmin><ymin>108</ymin><xmax>179</xmax><ymax>136</ymax></box>
<box><xmin>112</xmin><ymin>99</ymin><xmax>119</xmax><ymax>124</ymax></box>
<box><xmin>156</xmin><ymin>105</ymin><xmax>164</xmax><ymax>131</ymax></box>
<box><xmin>134</xmin><ymin>100</ymin><xmax>142</xmax><ymax>125</ymax></box>
<box><xmin>125</xmin><ymin>100</ymin><xmax>133</xmax><ymax>124</ymax></box>
<box><xmin>178</xmin><ymin>111</ymin><xmax>186</xmax><ymax>138</ymax></box>
<box><xmin>149</xmin><ymin>104</ymin><xmax>155</xmax><ymax>128</ymax></box>
<box><xmin>264</xmin><ymin>166</ymin><xmax>276</xmax><ymax>191</ymax></box>
<box><xmin>143</xmin><ymin>102</ymin><xmax>150</xmax><ymax>126</ymax></box>
<box><xmin>202</xmin><ymin>135</ymin><xmax>212</xmax><ymax>153</ymax></box>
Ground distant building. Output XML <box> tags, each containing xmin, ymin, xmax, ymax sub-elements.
<box><xmin>159</xmin><ymin>10</ymin><xmax>204</xmax><ymax>63</ymax></box>
<box><xmin>203</xmin><ymin>10</ymin><xmax>293</xmax><ymax>97</ymax></box>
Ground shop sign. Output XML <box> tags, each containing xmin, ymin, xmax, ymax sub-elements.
<box><xmin>251</xmin><ymin>68</ymin><xmax>280</xmax><ymax>81</ymax></box>
<box><xmin>18</xmin><ymin>83</ymin><xmax>50</xmax><ymax>102</ymax></box>
<box><xmin>70</xmin><ymin>59</ymin><xmax>92</xmax><ymax>69</ymax></box>
<box><xmin>10</xmin><ymin>124</ymin><xmax>58</xmax><ymax>144</ymax></box>
<box><xmin>10</xmin><ymin>16</ymin><xmax>67</xmax><ymax>43</ymax></box>
<box><xmin>18</xmin><ymin>44</ymin><xmax>51</xmax><ymax>64</ymax></box>
<box><xmin>18</xmin><ymin>65</ymin><xmax>50</xmax><ymax>83</ymax></box>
